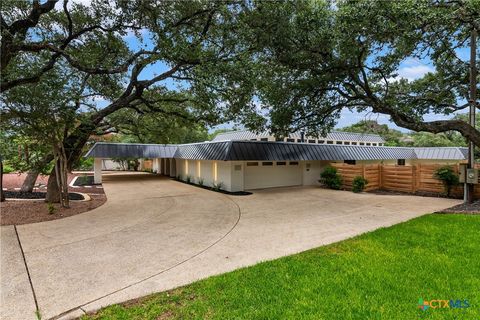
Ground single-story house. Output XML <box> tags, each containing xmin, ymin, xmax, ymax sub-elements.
<box><xmin>85</xmin><ymin>131</ymin><xmax>467</xmax><ymax>192</ymax></box>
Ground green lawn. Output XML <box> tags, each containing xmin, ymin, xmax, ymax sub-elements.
<box><xmin>83</xmin><ymin>214</ymin><xmax>480</xmax><ymax>320</ymax></box>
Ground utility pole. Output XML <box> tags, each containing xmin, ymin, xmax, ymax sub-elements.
<box><xmin>466</xmin><ymin>27</ymin><xmax>477</xmax><ymax>203</ymax></box>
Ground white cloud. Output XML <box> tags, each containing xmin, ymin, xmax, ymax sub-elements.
<box><xmin>397</xmin><ymin>65</ymin><xmax>434</xmax><ymax>81</ymax></box>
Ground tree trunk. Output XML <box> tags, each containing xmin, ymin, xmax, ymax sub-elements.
<box><xmin>1</xmin><ymin>160</ymin><xmax>5</xmax><ymax>202</ymax></box>
<box><xmin>20</xmin><ymin>154</ymin><xmax>54</xmax><ymax>193</ymax></box>
<box><xmin>20</xmin><ymin>171</ymin><xmax>39</xmax><ymax>192</ymax></box>
<box><xmin>45</xmin><ymin>168</ymin><xmax>60</xmax><ymax>203</ymax></box>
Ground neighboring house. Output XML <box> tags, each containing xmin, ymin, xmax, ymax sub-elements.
<box><xmin>212</xmin><ymin>130</ymin><xmax>386</xmax><ymax>146</ymax></box>
<box><xmin>85</xmin><ymin>131</ymin><xmax>467</xmax><ymax>192</ymax></box>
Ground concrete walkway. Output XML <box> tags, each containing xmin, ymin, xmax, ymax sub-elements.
<box><xmin>1</xmin><ymin>172</ymin><xmax>460</xmax><ymax>319</ymax></box>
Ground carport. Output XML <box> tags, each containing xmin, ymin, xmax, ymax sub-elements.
<box><xmin>84</xmin><ymin>142</ymin><xmax>177</xmax><ymax>183</ymax></box>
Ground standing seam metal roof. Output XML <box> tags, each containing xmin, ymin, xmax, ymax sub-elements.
<box><xmin>212</xmin><ymin>130</ymin><xmax>385</xmax><ymax>143</ymax></box>
<box><xmin>85</xmin><ymin>141</ymin><xmax>467</xmax><ymax>161</ymax></box>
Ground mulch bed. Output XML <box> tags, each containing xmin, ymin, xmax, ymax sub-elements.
<box><xmin>4</xmin><ymin>191</ymin><xmax>85</xmax><ymax>200</ymax></box>
<box><xmin>436</xmin><ymin>200</ymin><xmax>480</xmax><ymax>214</ymax></box>
<box><xmin>1</xmin><ymin>172</ymin><xmax>107</xmax><ymax>225</ymax></box>
<box><xmin>176</xmin><ymin>179</ymin><xmax>252</xmax><ymax>196</ymax></box>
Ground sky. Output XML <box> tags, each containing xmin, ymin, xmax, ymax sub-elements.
<box><xmin>74</xmin><ymin>0</ymin><xmax>471</xmax><ymax>134</ymax></box>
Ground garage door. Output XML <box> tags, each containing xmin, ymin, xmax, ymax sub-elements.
<box><xmin>244</xmin><ymin>161</ymin><xmax>302</xmax><ymax>190</ymax></box>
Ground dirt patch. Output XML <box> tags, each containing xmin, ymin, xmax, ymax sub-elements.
<box><xmin>1</xmin><ymin>172</ymin><xmax>106</xmax><ymax>225</ymax></box>
<box><xmin>1</xmin><ymin>193</ymin><xmax>106</xmax><ymax>225</ymax></box>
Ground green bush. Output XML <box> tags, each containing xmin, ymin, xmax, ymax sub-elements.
<box><xmin>434</xmin><ymin>166</ymin><xmax>459</xmax><ymax>197</ymax></box>
<box><xmin>320</xmin><ymin>166</ymin><xmax>342</xmax><ymax>190</ymax></box>
<box><xmin>352</xmin><ymin>176</ymin><xmax>368</xmax><ymax>193</ymax></box>
<box><xmin>197</xmin><ymin>177</ymin><xmax>204</xmax><ymax>186</ymax></box>
<box><xmin>2</xmin><ymin>163</ymin><xmax>15</xmax><ymax>173</ymax></box>
<box><xmin>212</xmin><ymin>181</ymin><xmax>224</xmax><ymax>191</ymax></box>
<box><xmin>186</xmin><ymin>175</ymin><xmax>192</xmax><ymax>183</ymax></box>
<box><xmin>74</xmin><ymin>157</ymin><xmax>94</xmax><ymax>171</ymax></box>
<box><xmin>47</xmin><ymin>202</ymin><xmax>56</xmax><ymax>214</ymax></box>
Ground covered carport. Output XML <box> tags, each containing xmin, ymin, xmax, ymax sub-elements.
<box><xmin>84</xmin><ymin>142</ymin><xmax>177</xmax><ymax>183</ymax></box>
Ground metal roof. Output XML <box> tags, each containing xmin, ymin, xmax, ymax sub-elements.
<box><xmin>85</xmin><ymin>141</ymin><xmax>467</xmax><ymax>161</ymax></box>
<box><xmin>212</xmin><ymin>130</ymin><xmax>385</xmax><ymax>143</ymax></box>
<box><xmin>84</xmin><ymin>142</ymin><xmax>177</xmax><ymax>158</ymax></box>
<box><xmin>413</xmin><ymin>147</ymin><xmax>468</xmax><ymax>160</ymax></box>
<box><xmin>174</xmin><ymin>141</ymin><xmax>414</xmax><ymax>161</ymax></box>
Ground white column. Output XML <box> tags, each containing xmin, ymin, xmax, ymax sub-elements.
<box><xmin>153</xmin><ymin>158</ymin><xmax>160</xmax><ymax>174</ymax></box>
<box><xmin>94</xmin><ymin>158</ymin><xmax>102</xmax><ymax>184</ymax></box>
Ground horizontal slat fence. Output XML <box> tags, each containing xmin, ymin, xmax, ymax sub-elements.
<box><xmin>330</xmin><ymin>162</ymin><xmax>480</xmax><ymax>197</ymax></box>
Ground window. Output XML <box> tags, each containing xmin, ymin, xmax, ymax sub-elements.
<box><xmin>359</xmin><ymin>142</ymin><xmax>365</xmax><ymax>146</ymax></box>
<box><xmin>297</xmin><ymin>139</ymin><xmax>303</xmax><ymax>143</ymax></box>
<box><xmin>344</xmin><ymin>160</ymin><xmax>356</xmax><ymax>165</ymax></box>
<box><xmin>372</xmin><ymin>143</ymin><xmax>377</xmax><ymax>146</ymax></box>
<box><xmin>397</xmin><ymin>159</ymin><xmax>406</xmax><ymax>166</ymax></box>
<box><xmin>247</xmin><ymin>162</ymin><xmax>258</xmax><ymax>166</ymax></box>
<box><xmin>262</xmin><ymin>162</ymin><xmax>273</xmax><ymax>166</ymax></box>
<box><xmin>318</xmin><ymin>140</ymin><xmax>325</xmax><ymax>144</ymax></box>
<box><xmin>234</xmin><ymin>165</ymin><xmax>242</xmax><ymax>171</ymax></box>
<box><xmin>352</xmin><ymin>142</ymin><xmax>357</xmax><ymax>145</ymax></box>
<box><xmin>344</xmin><ymin>141</ymin><xmax>350</xmax><ymax>145</ymax></box>
<box><xmin>289</xmin><ymin>161</ymin><xmax>299</xmax><ymax>165</ymax></box>
<box><xmin>250</xmin><ymin>139</ymin><xmax>257</xmax><ymax>141</ymax></box>
<box><xmin>336</xmin><ymin>141</ymin><xmax>342</xmax><ymax>145</ymax></box>
<box><xmin>286</xmin><ymin>138</ymin><xmax>295</xmax><ymax>142</ymax></box>
<box><xmin>275</xmin><ymin>137</ymin><xmax>284</xmax><ymax>142</ymax></box>
<box><xmin>379</xmin><ymin>143</ymin><xmax>383</xmax><ymax>146</ymax></box>
<box><xmin>366</xmin><ymin>143</ymin><xmax>371</xmax><ymax>146</ymax></box>
<box><xmin>277</xmin><ymin>161</ymin><xmax>286</xmax><ymax>166</ymax></box>
<box><xmin>260</xmin><ymin>138</ymin><xmax>268</xmax><ymax>142</ymax></box>
<box><xmin>327</xmin><ymin>140</ymin><xmax>333</xmax><ymax>144</ymax></box>
<box><xmin>308</xmin><ymin>139</ymin><xmax>316</xmax><ymax>143</ymax></box>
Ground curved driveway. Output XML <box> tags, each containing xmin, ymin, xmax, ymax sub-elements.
<box><xmin>1</xmin><ymin>172</ymin><xmax>460</xmax><ymax>319</ymax></box>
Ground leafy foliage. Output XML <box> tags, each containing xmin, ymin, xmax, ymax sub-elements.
<box><xmin>320</xmin><ymin>166</ymin><xmax>342</xmax><ymax>190</ymax></box>
<box><xmin>434</xmin><ymin>166</ymin><xmax>460</xmax><ymax>197</ymax></box>
<box><xmin>352</xmin><ymin>176</ymin><xmax>368</xmax><ymax>193</ymax></box>
<box><xmin>246</xmin><ymin>0</ymin><xmax>480</xmax><ymax>145</ymax></box>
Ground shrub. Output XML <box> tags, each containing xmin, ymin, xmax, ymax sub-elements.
<box><xmin>352</xmin><ymin>176</ymin><xmax>368</xmax><ymax>193</ymax></box>
<box><xmin>2</xmin><ymin>163</ymin><xmax>15</xmax><ymax>173</ymax></box>
<box><xmin>47</xmin><ymin>202</ymin><xmax>56</xmax><ymax>214</ymax></box>
<box><xmin>197</xmin><ymin>177</ymin><xmax>204</xmax><ymax>186</ymax></box>
<box><xmin>176</xmin><ymin>174</ymin><xmax>182</xmax><ymax>181</ymax></box>
<box><xmin>186</xmin><ymin>175</ymin><xmax>192</xmax><ymax>183</ymax></box>
<box><xmin>320</xmin><ymin>166</ymin><xmax>342</xmax><ymax>190</ymax></box>
<box><xmin>212</xmin><ymin>181</ymin><xmax>224</xmax><ymax>191</ymax></box>
<box><xmin>434</xmin><ymin>166</ymin><xmax>459</xmax><ymax>197</ymax></box>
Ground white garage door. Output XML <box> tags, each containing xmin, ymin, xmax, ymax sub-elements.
<box><xmin>244</xmin><ymin>161</ymin><xmax>302</xmax><ymax>190</ymax></box>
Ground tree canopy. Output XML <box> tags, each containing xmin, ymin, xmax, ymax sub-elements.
<box><xmin>244</xmin><ymin>0</ymin><xmax>479</xmax><ymax>145</ymax></box>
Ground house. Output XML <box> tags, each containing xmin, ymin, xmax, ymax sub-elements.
<box><xmin>211</xmin><ymin>130</ymin><xmax>386</xmax><ymax>146</ymax></box>
<box><xmin>85</xmin><ymin>131</ymin><xmax>467</xmax><ymax>192</ymax></box>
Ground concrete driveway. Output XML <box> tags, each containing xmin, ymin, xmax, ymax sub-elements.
<box><xmin>1</xmin><ymin>172</ymin><xmax>460</xmax><ymax>320</ymax></box>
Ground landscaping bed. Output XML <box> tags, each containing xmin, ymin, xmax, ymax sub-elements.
<box><xmin>175</xmin><ymin>179</ymin><xmax>252</xmax><ymax>196</ymax></box>
<box><xmin>81</xmin><ymin>214</ymin><xmax>480</xmax><ymax>320</ymax></box>
<box><xmin>436</xmin><ymin>199</ymin><xmax>480</xmax><ymax>214</ymax></box>
<box><xmin>4</xmin><ymin>191</ymin><xmax>85</xmax><ymax>200</ymax></box>
<box><xmin>1</xmin><ymin>172</ymin><xmax>106</xmax><ymax>225</ymax></box>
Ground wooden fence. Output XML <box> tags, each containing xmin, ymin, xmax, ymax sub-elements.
<box><xmin>331</xmin><ymin>163</ymin><xmax>480</xmax><ymax>197</ymax></box>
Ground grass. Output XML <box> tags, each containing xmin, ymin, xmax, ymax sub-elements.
<box><xmin>82</xmin><ymin>214</ymin><xmax>480</xmax><ymax>320</ymax></box>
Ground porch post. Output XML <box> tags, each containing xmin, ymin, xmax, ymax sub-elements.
<box><xmin>94</xmin><ymin>158</ymin><xmax>102</xmax><ymax>184</ymax></box>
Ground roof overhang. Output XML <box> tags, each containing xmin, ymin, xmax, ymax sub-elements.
<box><xmin>85</xmin><ymin>141</ymin><xmax>467</xmax><ymax>162</ymax></box>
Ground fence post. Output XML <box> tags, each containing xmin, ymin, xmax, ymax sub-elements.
<box><xmin>379</xmin><ymin>164</ymin><xmax>383</xmax><ymax>189</ymax></box>
<box><xmin>412</xmin><ymin>165</ymin><xmax>416</xmax><ymax>193</ymax></box>
<box><xmin>362</xmin><ymin>164</ymin><xmax>366</xmax><ymax>179</ymax></box>
<box><xmin>416</xmin><ymin>163</ymin><xmax>421</xmax><ymax>192</ymax></box>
